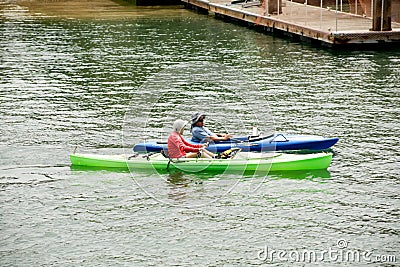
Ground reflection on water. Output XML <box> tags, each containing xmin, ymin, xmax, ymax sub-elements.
<box><xmin>71</xmin><ymin>164</ymin><xmax>331</xmax><ymax>180</ymax></box>
<box><xmin>268</xmin><ymin>169</ymin><xmax>331</xmax><ymax>180</ymax></box>
<box><xmin>1</xmin><ymin>0</ymin><xmax>189</xmax><ymax>19</ymax></box>
<box><xmin>167</xmin><ymin>171</ymin><xmax>187</xmax><ymax>184</ymax></box>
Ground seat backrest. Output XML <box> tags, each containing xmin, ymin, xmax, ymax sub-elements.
<box><xmin>160</xmin><ymin>150</ymin><xmax>170</xmax><ymax>158</ymax></box>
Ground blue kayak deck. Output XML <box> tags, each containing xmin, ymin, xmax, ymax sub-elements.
<box><xmin>133</xmin><ymin>134</ymin><xmax>339</xmax><ymax>153</ymax></box>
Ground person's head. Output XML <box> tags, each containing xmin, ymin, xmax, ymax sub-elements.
<box><xmin>191</xmin><ymin>113</ymin><xmax>206</xmax><ymax>127</ymax></box>
<box><xmin>173</xmin><ymin>119</ymin><xmax>188</xmax><ymax>135</ymax></box>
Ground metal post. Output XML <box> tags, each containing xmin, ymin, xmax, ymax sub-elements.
<box><xmin>306</xmin><ymin>0</ymin><xmax>308</xmax><ymax>25</ymax></box>
<box><xmin>278</xmin><ymin>0</ymin><xmax>281</xmax><ymax>13</ymax></box>
<box><xmin>355</xmin><ymin>0</ymin><xmax>357</xmax><ymax>14</ymax></box>
<box><xmin>320</xmin><ymin>0</ymin><xmax>323</xmax><ymax>29</ymax></box>
<box><xmin>336</xmin><ymin>0</ymin><xmax>338</xmax><ymax>31</ymax></box>
<box><xmin>381</xmin><ymin>0</ymin><xmax>384</xmax><ymax>29</ymax></box>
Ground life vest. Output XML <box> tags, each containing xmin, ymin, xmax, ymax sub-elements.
<box><xmin>217</xmin><ymin>148</ymin><xmax>242</xmax><ymax>159</ymax></box>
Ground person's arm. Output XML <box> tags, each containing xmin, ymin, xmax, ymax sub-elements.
<box><xmin>182</xmin><ymin>136</ymin><xmax>202</xmax><ymax>148</ymax></box>
<box><xmin>179</xmin><ymin>135</ymin><xmax>202</xmax><ymax>153</ymax></box>
<box><xmin>208</xmin><ymin>134</ymin><xmax>232</xmax><ymax>141</ymax></box>
<box><xmin>203</xmin><ymin>127</ymin><xmax>232</xmax><ymax>141</ymax></box>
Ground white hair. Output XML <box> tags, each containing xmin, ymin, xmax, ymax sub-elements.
<box><xmin>173</xmin><ymin>119</ymin><xmax>188</xmax><ymax>133</ymax></box>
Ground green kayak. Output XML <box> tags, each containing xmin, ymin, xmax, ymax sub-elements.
<box><xmin>70</xmin><ymin>152</ymin><xmax>332</xmax><ymax>172</ymax></box>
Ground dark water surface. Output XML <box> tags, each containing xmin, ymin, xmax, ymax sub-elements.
<box><xmin>1</xmin><ymin>5</ymin><xmax>399</xmax><ymax>266</ymax></box>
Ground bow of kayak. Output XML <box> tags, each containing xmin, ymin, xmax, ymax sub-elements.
<box><xmin>70</xmin><ymin>152</ymin><xmax>333</xmax><ymax>172</ymax></box>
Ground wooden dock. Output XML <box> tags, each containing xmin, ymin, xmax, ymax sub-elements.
<box><xmin>182</xmin><ymin>0</ymin><xmax>400</xmax><ymax>48</ymax></box>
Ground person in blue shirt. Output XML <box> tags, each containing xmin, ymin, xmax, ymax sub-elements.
<box><xmin>190</xmin><ymin>113</ymin><xmax>232</xmax><ymax>143</ymax></box>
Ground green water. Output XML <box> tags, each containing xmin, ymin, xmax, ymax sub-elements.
<box><xmin>1</xmin><ymin>5</ymin><xmax>399</xmax><ymax>266</ymax></box>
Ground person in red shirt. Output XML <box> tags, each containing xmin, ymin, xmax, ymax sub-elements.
<box><xmin>168</xmin><ymin>119</ymin><xmax>214</xmax><ymax>159</ymax></box>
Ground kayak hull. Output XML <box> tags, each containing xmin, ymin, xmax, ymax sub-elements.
<box><xmin>70</xmin><ymin>152</ymin><xmax>333</xmax><ymax>172</ymax></box>
<box><xmin>133</xmin><ymin>134</ymin><xmax>339</xmax><ymax>153</ymax></box>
